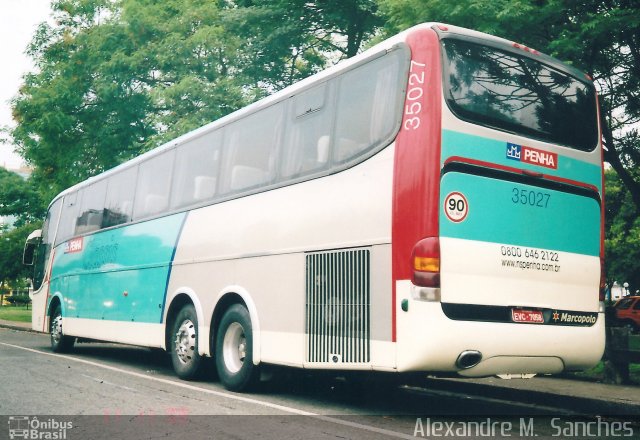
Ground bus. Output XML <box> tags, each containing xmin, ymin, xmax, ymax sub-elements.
<box><xmin>23</xmin><ymin>23</ymin><xmax>605</xmax><ymax>391</ymax></box>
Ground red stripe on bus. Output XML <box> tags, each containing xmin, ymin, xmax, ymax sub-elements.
<box><xmin>444</xmin><ymin>156</ymin><xmax>600</xmax><ymax>194</ymax></box>
<box><xmin>596</xmin><ymin>92</ymin><xmax>606</xmax><ymax>294</ymax></box>
<box><xmin>392</xmin><ymin>28</ymin><xmax>442</xmax><ymax>342</ymax></box>
<box><xmin>42</xmin><ymin>248</ymin><xmax>57</xmax><ymax>333</ymax></box>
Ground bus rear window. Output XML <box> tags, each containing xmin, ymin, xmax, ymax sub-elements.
<box><xmin>442</xmin><ymin>39</ymin><xmax>598</xmax><ymax>151</ymax></box>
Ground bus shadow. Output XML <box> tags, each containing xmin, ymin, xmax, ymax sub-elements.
<box><xmin>71</xmin><ymin>343</ymin><xmax>172</xmax><ymax>369</ymax></box>
<box><xmin>258</xmin><ymin>368</ymin><xmax>554</xmax><ymax>416</ymax></box>
<box><xmin>62</xmin><ymin>343</ymin><xmax>549</xmax><ymax>416</ymax></box>
<box><xmin>69</xmin><ymin>342</ymin><xmax>222</xmax><ymax>380</ymax></box>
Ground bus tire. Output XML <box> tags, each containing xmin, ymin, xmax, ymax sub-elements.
<box><xmin>170</xmin><ymin>304</ymin><xmax>204</xmax><ymax>380</ymax></box>
<box><xmin>50</xmin><ymin>304</ymin><xmax>75</xmax><ymax>353</ymax></box>
<box><xmin>215</xmin><ymin>304</ymin><xmax>260</xmax><ymax>392</ymax></box>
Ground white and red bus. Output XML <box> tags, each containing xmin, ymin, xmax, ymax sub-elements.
<box><xmin>24</xmin><ymin>23</ymin><xmax>605</xmax><ymax>391</ymax></box>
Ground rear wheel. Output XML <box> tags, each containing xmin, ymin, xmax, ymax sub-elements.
<box><xmin>170</xmin><ymin>304</ymin><xmax>204</xmax><ymax>380</ymax></box>
<box><xmin>215</xmin><ymin>304</ymin><xmax>260</xmax><ymax>391</ymax></box>
<box><xmin>50</xmin><ymin>304</ymin><xmax>75</xmax><ymax>353</ymax></box>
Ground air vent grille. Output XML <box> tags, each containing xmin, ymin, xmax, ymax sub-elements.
<box><xmin>305</xmin><ymin>249</ymin><xmax>370</xmax><ymax>363</ymax></box>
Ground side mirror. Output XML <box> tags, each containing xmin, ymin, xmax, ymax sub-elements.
<box><xmin>23</xmin><ymin>229</ymin><xmax>42</xmax><ymax>266</ymax></box>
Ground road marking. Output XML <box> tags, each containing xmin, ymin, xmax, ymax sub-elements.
<box><xmin>0</xmin><ymin>341</ymin><xmax>413</xmax><ymax>439</ymax></box>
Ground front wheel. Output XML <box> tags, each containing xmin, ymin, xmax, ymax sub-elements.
<box><xmin>215</xmin><ymin>304</ymin><xmax>260</xmax><ymax>391</ymax></box>
<box><xmin>170</xmin><ymin>304</ymin><xmax>204</xmax><ymax>380</ymax></box>
<box><xmin>50</xmin><ymin>305</ymin><xmax>75</xmax><ymax>353</ymax></box>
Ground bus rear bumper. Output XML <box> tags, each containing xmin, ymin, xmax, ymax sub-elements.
<box><xmin>395</xmin><ymin>283</ymin><xmax>605</xmax><ymax>376</ymax></box>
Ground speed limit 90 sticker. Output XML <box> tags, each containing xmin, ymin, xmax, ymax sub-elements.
<box><xmin>444</xmin><ymin>192</ymin><xmax>468</xmax><ymax>223</ymax></box>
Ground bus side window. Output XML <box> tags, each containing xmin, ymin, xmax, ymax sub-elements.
<box><xmin>281</xmin><ymin>82</ymin><xmax>333</xmax><ymax>179</ymax></box>
<box><xmin>55</xmin><ymin>192</ymin><xmax>79</xmax><ymax>245</ymax></box>
<box><xmin>33</xmin><ymin>198</ymin><xmax>62</xmax><ymax>290</ymax></box>
<box><xmin>221</xmin><ymin>102</ymin><xmax>283</xmax><ymax>193</ymax></box>
<box><xmin>75</xmin><ymin>180</ymin><xmax>107</xmax><ymax>235</ymax></box>
<box><xmin>103</xmin><ymin>166</ymin><xmax>137</xmax><ymax>228</ymax></box>
<box><xmin>334</xmin><ymin>51</ymin><xmax>403</xmax><ymax>163</ymax></box>
<box><xmin>133</xmin><ymin>150</ymin><xmax>175</xmax><ymax>220</ymax></box>
<box><xmin>170</xmin><ymin>131</ymin><xmax>222</xmax><ymax>209</ymax></box>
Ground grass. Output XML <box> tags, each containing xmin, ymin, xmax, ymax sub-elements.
<box><xmin>0</xmin><ymin>305</ymin><xmax>32</xmax><ymax>323</ymax></box>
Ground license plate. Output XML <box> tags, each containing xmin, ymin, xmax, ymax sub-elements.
<box><xmin>511</xmin><ymin>309</ymin><xmax>544</xmax><ymax>324</ymax></box>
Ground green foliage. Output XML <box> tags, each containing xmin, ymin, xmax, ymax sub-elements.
<box><xmin>605</xmin><ymin>169</ymin><xmax>640</xmax><ymax>292</ymax></box>
<box><xmin>0</xmin><ymin>222</ymin><xmax>42</xmax><ymax>285</ymax></box>
<box><xmin>5</xmin><ymin>295</ymin><xmax>31</xmax><ymax>307</ymax></box>
<box><xmin>220</xmin><ymin>0</ymin><xmax>382</xmax><ymax>90</ymax></box>
<box><xmin>0</xmin><ymin>168</ymin><xmax>45</xmax><ymax>226</ymax></box>
<box><xmin>11</xmin><ymin>0</ymin><xmax>250</xmax><ymax>195</ymax></box>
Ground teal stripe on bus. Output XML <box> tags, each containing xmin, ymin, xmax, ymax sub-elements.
<box><xmin>50</xmin><ymin>213</ymin><xmax>187</xmax><ymax>323</ymax></box>
<box><xmin>440</xmin><ymin>172</ymin><xmax>601</xmax><ymax>256</ymax></box>
<box><xmin>441</xmin><ymin>130</ymin><xmax>602</xmax><ymax>193</ymax></box>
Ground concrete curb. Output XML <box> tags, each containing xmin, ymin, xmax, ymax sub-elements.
<box><xmin>422</xmin><ymin>378</ymin><xmax>640</xmax><ymax>416</ymax></box>
<box><xmin>0</xmin><ymin>320</ymin><xmax>34</xmax><ymax>333</ymax></box>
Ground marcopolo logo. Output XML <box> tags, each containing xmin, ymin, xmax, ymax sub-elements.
<box><xmin>506</xmin><ymin>143</ymin><xmax>558</xmax><ymax>170</ymax></box>
<box><xmin>8</xmin><ymin>416</ymin><xmax>73</xmax><ymax>440</ymax></box>
<box><xmin>551</xmin><ymin>311</ymin><xmax>598</xmax><ymax>326</ymax></box>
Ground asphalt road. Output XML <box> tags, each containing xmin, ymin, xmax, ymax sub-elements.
<box><xmin>0</xmin><ymin>328</ymin><xmax>631</xmax><ymax>439</ymax></box>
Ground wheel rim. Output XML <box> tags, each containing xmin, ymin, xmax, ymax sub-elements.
<box><xmin>51</xmin><ymin>313</ymin><xmax>62</xmax><ymax>344</ymax></box>
<box><xmin>222</xmin><ymin>322</ymin><xmax>246</xmax><ymax>374</ymax></box>
<box><xmin>174</xmin><ymin>319</ymin><xmax>197</xmax><ymax>365</ymax></box>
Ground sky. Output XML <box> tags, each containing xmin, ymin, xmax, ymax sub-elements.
<box><xmin>0</xmin><ymin>0</ymin><xmax>52</xmax><ymax>169</ymax></box>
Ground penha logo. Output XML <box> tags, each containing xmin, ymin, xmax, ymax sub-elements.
<box><xmin>506</xmin><ymin>143</ymin><xmax>558</xmax><ymax>170</ymax></box>
<box><xmin>64</xmin><ymin>237</ymin><xmax>83</xmax><ymax>254</ymax></box>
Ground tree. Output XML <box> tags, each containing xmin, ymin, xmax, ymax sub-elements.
<box><xmin>220</xmin><ymin>0</ymin><xmax>382</xmax><ymax>91</ymax></box>
<box><xmin>0</xmin><ymin>168</ymin><xmax>44</xmax><ymax>226</ymax></box>
<box><xmin>378</xmin><ymin>0</ymin><xmax>640</xmax><ymax>212</ymax></box>
<box><xmin>10</xmin><ymin>0</ymin><xmax>249</xmax><ymax>196</ymax></box>
<box><xmin>604</xmin><ymin>168</ymin><xmax>640</xmax><ymax>292</ymax></box>
<box><xmin>0</xmin><ymin>222</ymin><xmax>42</xmax><ymax>287</ymax></box>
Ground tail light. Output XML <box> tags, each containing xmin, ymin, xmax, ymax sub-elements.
<box><xmin>411</xmin><ymin>237</ymin><xmax>440</xmax><ymax>288</ymax></box>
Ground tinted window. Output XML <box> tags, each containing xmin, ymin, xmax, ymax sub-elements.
<box><xmin>281</xmin><ymin>83</ymin><xmax>334</xmax><ymax>179</ymax></box>
<box><xmin>34</xmin><ymin>198</ymin><xmax>62</xmax><ymax>290</ymax></box>
<box><xmin>221</xmin><ymin>103</ymin><xmax>283</xmax><ymax>193</ymax></box>
<box><xmin>171</xmin><ymin>132</ymin><xmax>222</xmax><ymax>209</ymax></box>
<box><xmin>55</xmin><ymin>192</ymin><xmax>79</xmax><ymax>245</ymax></box>
<box><xmin>633</xmin><ymin>299</ymin><xmax>640</xmax><ymax>310</ymax></box>
<box><xmin>76</xmin><ymin>180</ymin><xmax>107</xmax><ymax>235</ymax></box>
<box><xmin>442</xmin><ymin>39</ymin><xmax>598</xmax><ymax>151</ymax></box>
<box><xmin>104</xmin><ymin>166</ymin><xmax>137</xmax><ymax>228</ymax></box>
<box><xmin>334</xmin><ymin>50</ymin><xmax>405</xmax><ymax>163</ymax></box>
<box><xmin>133</xmin><ymin>150</ymin><xmax>175</xmax><ymax>219</ymax></box>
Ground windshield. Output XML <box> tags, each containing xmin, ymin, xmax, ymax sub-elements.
<box><xmin>442</xmin><ymin>39</ymin><xmax>598</xmax><ymax>151</ymax></box>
